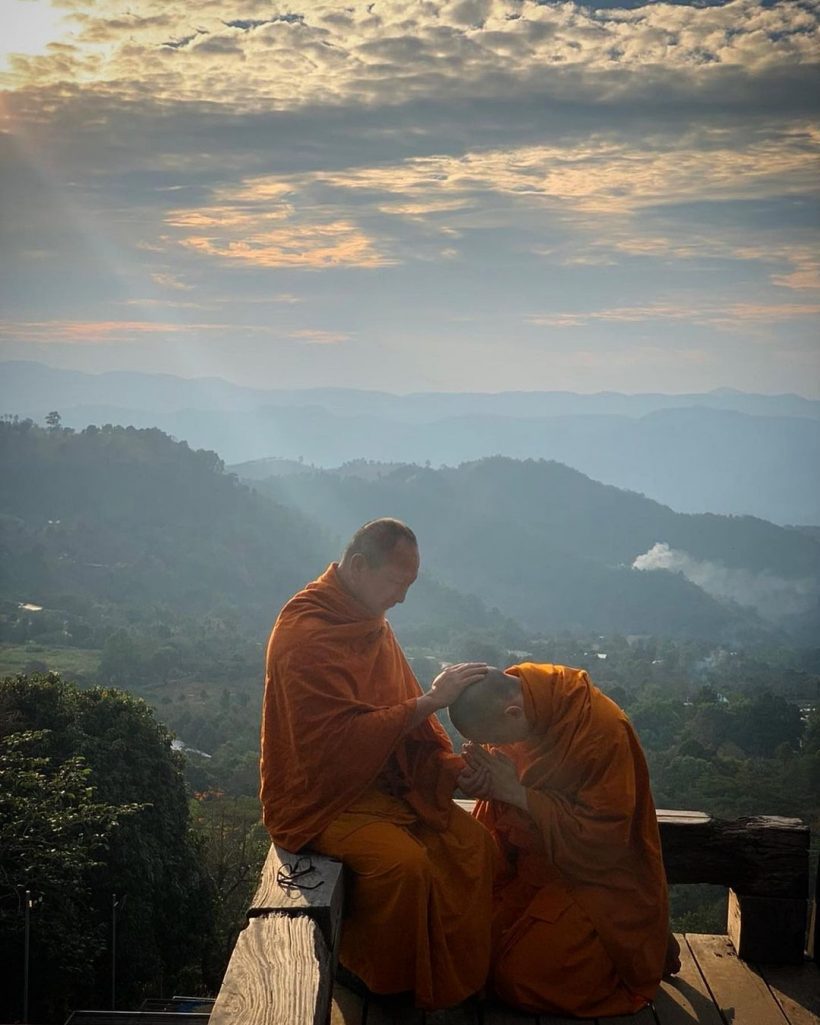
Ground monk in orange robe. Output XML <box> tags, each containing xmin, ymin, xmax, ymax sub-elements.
<box><xmin>453</xmin><ymin>664</ymin><xmax>676</xmax><ymax>1018</ymax></box>
<box><xmin>260</xmin><ymin>518</ymin><xmax>495</xmax><ymax>1010</ymax></box>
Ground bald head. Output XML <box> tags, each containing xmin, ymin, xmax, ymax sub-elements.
<box><xmin>449</xmin><ymin>667</ymin><xmax>528</xmax><ymax>744</ymax></box>
<box><xmin>341</xmin><ymin>518</ymin><xmax>417</xmax><ymax>568</ymax></box>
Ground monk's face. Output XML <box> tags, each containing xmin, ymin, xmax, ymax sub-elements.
<box><xmin>350</xmin><ymin>540</ymin><xmax>420</xmax><ymax>616</ymax></box>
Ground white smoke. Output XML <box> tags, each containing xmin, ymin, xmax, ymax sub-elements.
<box><xmin>632</xmin><ymin>542</ymin><xmax>818</xmax><ymax>621</ymax></box>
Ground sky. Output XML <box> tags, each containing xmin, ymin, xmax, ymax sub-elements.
<box><xmin>1</xmin><ymin>0</ymin><xmax>818</xmax><ymax>394</ymax></box>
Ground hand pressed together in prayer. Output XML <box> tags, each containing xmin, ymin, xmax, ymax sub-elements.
<box><xmin>459</xmin><ymin>742</ymin><xmax>529</xmax><ymax>811</ymax></box>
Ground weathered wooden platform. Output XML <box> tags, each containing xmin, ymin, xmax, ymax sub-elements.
<box><xmin>213</xmin><ymin>811</ymin><xmax>816</xmax><ymax>1025</ymax></box>
<box><xmin>330</xmin><ymin>934</ymin><xmax>820</xmax><ymax>1024</ymax></box>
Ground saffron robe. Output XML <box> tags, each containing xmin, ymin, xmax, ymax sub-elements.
<box><xmin>474</xmin><ymin>663</ymin><xmax>669</xmax><ymax>1017</ymax></box>
<box><xmin>260</xmin><ymin>564</ymin><xmax>494</xmax><ymax>1009</ymax></box>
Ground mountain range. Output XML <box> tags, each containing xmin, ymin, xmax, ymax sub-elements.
<box><xmin>2</xmin><ymin>360</ymin><xmax>818</xmax><ymax>525</ymax></box>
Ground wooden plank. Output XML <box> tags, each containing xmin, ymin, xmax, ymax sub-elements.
<box><xmin>330</xmin><ymin>983</ymin><xmax>365</xmax><ymax>1025</ymax></box>
<box><xmin>686</xmin><ymin>934</ymin><xmax>789</xmax><ymax>1025</ymax></box>
<box><xmin>210</xmin><ymin>914</ymin><xmax>332</xmax><ymax>1025</ymax></box>
<box><xmin>652</xmin><ymin>934</ymin><xmax>723</xmax><ymax>1025</ymax></box>
<box><xmin>756</xmin><ymin>961</ymin><xmax>820</xmax><ymax>1025</ymax></box>
<box><xmin>251</xmin><ymin>844</ymin><xmax>345</xmax><ymax>951</ymax></box>
<box><xmin>727</xmin><ymin>889</ymin><xmax>807</xmax><ymax>963</ymax></box>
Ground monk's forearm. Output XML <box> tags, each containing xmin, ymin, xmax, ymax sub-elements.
<box><xmin>407</xmin><ymin>691</ymin><xmax>445</xmax><ymax>730</ymax></box>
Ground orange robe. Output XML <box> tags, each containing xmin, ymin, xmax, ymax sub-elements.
<box><xmin>475</xmin><ymin>663</ymin><xmax>669</xmax><ymax>1017</ymax></box>
<box><xmin>260</xmin><ymin>564</ymin><xmax>494</xmax><ymax>1009</ymax></box>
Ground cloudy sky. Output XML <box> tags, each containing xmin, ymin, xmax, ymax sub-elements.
<box><xmin>1</xmin><ymin>0</ymin><xmax>818</xmax><ymax>393</ymax></box>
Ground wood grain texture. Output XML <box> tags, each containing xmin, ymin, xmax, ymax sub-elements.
<box><xmin>210</xmin><ymin>914</ymin><xmax>332</xmax><ymax>1025</ymax></box>
<box><xmin>250</xmin><ymin>843</ymin><xmax>345</xmax><ymax>958</ymax></box>
<box><xmin>652</xmin><ymin>934</ymin><xmax>724</xmax><ymax>1025</ymax></box>
<box><xmin>686</xmin><ymin>934</ymin><xmax>789</xmax><ymax>1025</ymax></box>
<box><xmin>756</xmin><ymin>961</ymin><xmax>820</xmax><ymax>1025</ymax></box>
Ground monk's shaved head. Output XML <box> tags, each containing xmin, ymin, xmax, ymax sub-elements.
<box><xmin>342</xmin><ymin>518</ymin><xmax>417</xmax><ymax>568</ymax></box>
<box><xmin>449</xmin><ymin>667</ymin><xmax>524</xmax><ymax>743</ymax></box>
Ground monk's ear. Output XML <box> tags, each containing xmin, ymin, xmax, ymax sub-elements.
<box><xmin>349</xmin><ymin>552</ymin><xmax>368</xmax><ymax>573</ymax></box>
<box><xmin>503</xmin><ymin>704</ymin><xmax>524</xmax><ymax>720</ymax></box>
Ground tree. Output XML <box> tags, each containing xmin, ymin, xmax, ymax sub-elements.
<box><xmin>45</xmin><ymin>411</ymin><xmax>62</xmax><ymax>430</ymax></box>
<box><xmin>0</xmin><ymin>673</ymin><xmax>213</xmax><ymax>1021</ymax></box>
<box><xmin>0</xmin><ymin>727</ymin><xmax>139</xmax><ymax>1021</ymax></box>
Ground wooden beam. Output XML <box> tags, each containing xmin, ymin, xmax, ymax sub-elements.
<box><xmin>250</xmin><ymin>844</ymin><xmax>345</xmax><ymax>953</ymax></box>
<box><xmin>212</xmin><ymin>844</ymin><xmax>345</xmax><ymax>1025</ymax></box>
<box><xmin>727</xmin><ymin>889</ymin><xmax>807</xmax><ymax>964</ymax></box>
<box><xmin>210</xmin><ymin>915</ymin><xmax>332</xmax><ymax>1025</ymax></box>
<box><xmin>657</xmin><ymin>813</ymin><xmax>809</xmax><ymax>898</ymax></box>
<box><xmin>460</xmin><ymin>802</ymin><xmax>810</xmax><ymax>898</ymax></box>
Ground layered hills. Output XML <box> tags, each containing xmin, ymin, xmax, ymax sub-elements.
<box><xmin>1</xmin><ymin>417</ymin><xmax>818</xmax><ymax>646</ymax></box>
<box><xmin>2</xmin><ymin>360</ymin><xmax>819</xmax><ymax>525</ymax></box>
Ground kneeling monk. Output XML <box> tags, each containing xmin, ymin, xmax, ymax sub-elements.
<box><xmin>260</xmin><ymin>519</ymin><xmax>495</xmax><ymax>1010</ymax></box>
<box><xmin>452</xmin><ymin>664</ymin><xmax>676</xmax><ymax>1018</ymax></box>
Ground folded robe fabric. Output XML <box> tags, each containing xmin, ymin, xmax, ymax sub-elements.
<box><xmin>474</xmin><ymin>662</ymin><xmax>669</xmax><ymax>1012</ymax></box>
<box><xmin>260</xmin><ymin>563</ymin><xmax>462</xmax><ymax>852</ymax></box>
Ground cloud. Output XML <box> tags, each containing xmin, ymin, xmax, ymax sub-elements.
<box><xmin>0</xmin><ymin>318</ymin><xmax>281</xmax><ymax>344</ymax></box>
<box><xmin>528</xmin><ymin>300</ymin><xmax>820</xmax><ymax>329</ymax></box>
<box><xmin>633</xmin><ymin>541</ymin><xmax>818</xmax><ymax>621</ymax></box>
<box><xmin>178</xmin><ymin>222</ymin><xmax>392</xmax><ymax>269</ymax></box>
<box><xmin>4</xmin><ymin>0</ymin><xmax>817</xmax><ymax>113</ymax></box>
<box><xmin>288</xmin><ymin>329</ymin><xmax>351</xmax><ymax>345</ymax></box>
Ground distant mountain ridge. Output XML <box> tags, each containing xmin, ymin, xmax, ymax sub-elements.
<box><xmin>2</xmin><ymin>360</ymin><xmax>819</xmax><ymax>525</ymax></box>
<box><xmin>3</xmin><ymin>360</ymin><xmax>818</xmax><ymax>419</ymax></box>
<box><xmin>246</xmin><ymin>456</ymin><xmax>820</xmax><ymax>644</ymax></box>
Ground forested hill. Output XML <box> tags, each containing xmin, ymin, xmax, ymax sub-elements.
<box><xmin>2</xmin><ymin>419</ymin><xmax>818</xmax><ymax>644</ymax></box>
<box><xmin>0</xmin><ymin>419</ymin><xmax>511</xmax><ymax>639</ymax></box>
<box><xmin>245</xmin><ymin>457</ymin><xmax>820</xmax><ymax>644</ymax></box>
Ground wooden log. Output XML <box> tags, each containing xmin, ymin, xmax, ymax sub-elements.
<box><xmin>461</xmin><ymin>802</ymin><xmax>810</xmax><ymax>899</ymax></box>
<box><xmin>212</xmin><ymin>844</ymin><xmax>345</xmax><ymax>1025</ymax></box>
<box><xmin>250</xmin><ymin>843</ymin><xmax>345</xmax><ymax>954</ymax></box>
<box><xmin>210</xmin><ymin>915</ymin><xmax>332</xmax><ymax>1025</ymax></box>
<box><xmin>657</xmin><ymin>812</ymin><xmax>809</xmax><ymax>898</ymax></box>
<box><xmin>727</xmin><ymin>889</ymin><xmax>808</xmax><ymax>964</ymax></box>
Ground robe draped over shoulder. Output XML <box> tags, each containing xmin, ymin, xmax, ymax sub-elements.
<box><xmin>260</xmin><ymin>563</ymin><xmax>461</xmax><ymax>851</ymax></box>
<box><xmin>475</xmin><ymin>662</ymin><xmax>669</xmax><ymax>1014</ymax></box>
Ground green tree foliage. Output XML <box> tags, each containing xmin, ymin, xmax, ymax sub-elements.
<box><xmin>0</xmin><ymin>728</ymin><xmax>137</xmax><ymax>1021</ymax></box>
<box><xmin>0</xmin><ymin>673</ymin><xmax>213</xmax><ymax>1022</ymax></box>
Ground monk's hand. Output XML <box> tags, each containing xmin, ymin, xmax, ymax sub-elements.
<box><xmin>407</xmin><ymin>663</ymin><xmax>489</xmax><ymax>730</ymax></box>
<box><xmin>464</xmin><ymin>744</ymin><xmax>528</xmax><ymax>810</ymax></box>
<box><xmin>428</xmin><ymin>662</ymin><xmax>489</xmax><ymax>710</ymax></box>
<box><xmin>457</xmin><ymin>755</ymin><xmax>492</xmax><ymax>799</ymax></box>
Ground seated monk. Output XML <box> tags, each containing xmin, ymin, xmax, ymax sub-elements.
<box><xmin>260</xmin><ymin>518</ymin><xmax>496</xmax><ymax>1010</ymax></box>
<box><xmin>452</xmin><ymin>663</ymin><xmax>679</xmax><ymax>1018</ymax></box>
